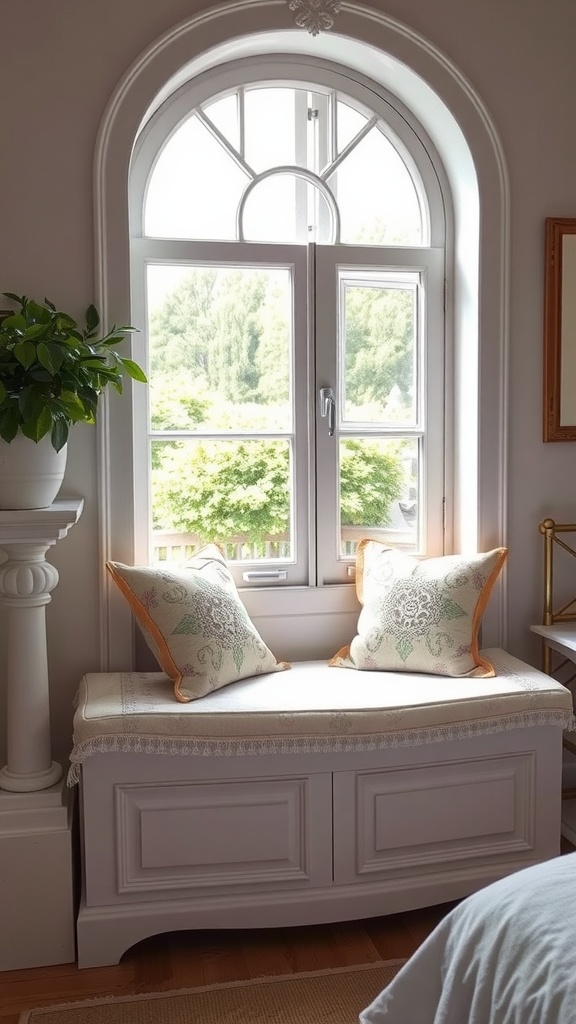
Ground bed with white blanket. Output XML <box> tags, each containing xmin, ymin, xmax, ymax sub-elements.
<box><xmin>360</xmin><ymin>852</ymin><xmax>576</xmax><ymax>1023</ymax></box>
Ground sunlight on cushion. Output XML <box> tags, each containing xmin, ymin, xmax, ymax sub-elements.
<box><xmin>107</xmin><ymin>545</ymin><xmax>289</xmax><ymax>702</ymax></box>
<box><xmin>330</xmin><ymin>541</ymin><xmax>508</xmax><ymax>678</ymax></box>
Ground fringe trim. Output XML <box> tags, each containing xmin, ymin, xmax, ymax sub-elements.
<box><xmin>66</xmin><ymin>709</ymin><xmax>575</xmax><ymax>786</ymax></box>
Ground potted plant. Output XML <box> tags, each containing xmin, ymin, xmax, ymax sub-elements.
<box><xmin>0</xmin><ymin>292</ymin><xmax>147</xmax><ymax>510</ymax></box>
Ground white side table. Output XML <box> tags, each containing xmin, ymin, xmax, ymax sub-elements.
<box><xmin>531</xmin><ymin>622</ymin><xmax>576</xmax><ymax>845</ymax></box>
<box><xmin>0</xmin><ymin>498</ymin><xmax>83</xmax><ymax>970</ymax></box>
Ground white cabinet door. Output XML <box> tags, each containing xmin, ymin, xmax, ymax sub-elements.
<box><xmin>84</xmin><ymin>771</ymin><xmax>333</xmax><ymax>905</ymax></box>
<box><xmin>333</xmin><ymin>754</ymin><xmax>534</xmax><ymax>883</ymax></box>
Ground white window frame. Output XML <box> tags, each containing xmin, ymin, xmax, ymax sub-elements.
<box><xmin>94</xmin><ymin>6</ymin><xmax>508</xmax><ymax>670</ymax></box>
<box><xmin>130</xmin><ymin>59</ymin><xmax>447</xmax><ymax>589</ymax></box>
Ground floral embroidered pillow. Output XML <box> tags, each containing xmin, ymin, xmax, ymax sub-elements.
<box><xmin>107</xmin><ymin>545</ymin><xmax>289</xmax><ymax>702</ymax></box>
<box><xmin>330</xmin><ymin>540</ymin><xmax>508</xmax><ymax>678</ymax></box>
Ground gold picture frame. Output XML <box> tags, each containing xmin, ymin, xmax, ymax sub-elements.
<box><xmin>544</xmin><ymin>217</ymin><xmax>576</xmax><ymax>441</ymax></box>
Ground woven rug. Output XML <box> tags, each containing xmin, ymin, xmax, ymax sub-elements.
<box><xmin>18</xmin><ymin>960</ymin><xmax>405</xmax><ymax>1024</ymax></box>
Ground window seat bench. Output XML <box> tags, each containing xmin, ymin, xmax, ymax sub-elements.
<box><xmin>71</xmin><ymin>648</ymin><xmax>574</xmax><ymax>968</ymax></box>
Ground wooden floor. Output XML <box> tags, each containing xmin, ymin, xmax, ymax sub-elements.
<box><xmin>1</xmin><ymin>835</ymin><xmax>574</xmax><ymax>1023</ymax></box>
<box><xmin>0</xmin><ymin>901</ymin><xmax>455</xmax><ymax>1024</ymax></box>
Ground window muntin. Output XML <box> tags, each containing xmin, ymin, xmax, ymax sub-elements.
<box><xmin>131</xmin><ymin>64</ymin><xmax>446</xmax><ymax>586</ymax></box>
<box><xmin>143</xmin><ymin>84</ymin><xmax>428</xmax><ymax>247</ymax></box>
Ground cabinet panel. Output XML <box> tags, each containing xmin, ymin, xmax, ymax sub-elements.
<box><xmin>101</xmin><ymin>773</ymin><xmax>333</xmax><ymax>902</ymax></box>
<box><xmin>333</xmin><ymin>754</ymin><xmax>534</xmax><ymax>882</ymax></box>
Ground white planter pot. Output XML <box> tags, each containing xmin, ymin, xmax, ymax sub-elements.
<box><xmin>0</xmin><ymin>434</ymin><xmax>68</xmax><ymax>510</ymax></box>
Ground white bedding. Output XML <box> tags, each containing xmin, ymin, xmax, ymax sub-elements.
<box><xmin>360</xmin><ymin>853</ymin><xmax>576</xmax><ymax>1024</ymax></box>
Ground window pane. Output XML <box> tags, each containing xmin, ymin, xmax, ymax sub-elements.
<box><xmin>340</xmin><ymin>437</ymin><xmax>419</xmax><ymax>556</ymax></box>
<box><xmin>147</xmin><ymin>265</ymin><xmax>292</xmax><ymax>432</ymax></box>
<box><xmin>145</xmin><ymin>116</ymin><xmax>247</xmax><ymax>239</ymax></box>
<box><xmin>242</xmin><ymin>175</ymin><xmax>333</xmax><ymax>243</ymax></box>
<box><xmin>243</xmin><ymin>176</ymin><xmax>298</xmax><ymax>242</ymax></box>
<box><xmin>151</xmin><ymin>438</ymin><xmax>293</xmax><ymax>562</ymax></box>
<box><xmin>202</xmin><ymin>94</ymin><xmax>239</xmax><ymax>150</ymax></box>
<box><xmin>342</xmin><ymin>274</ymin><xmax>417</xmax><ymax>424</ymax></box>
<box><xmin>244</xmin><ymin>88</ymin><xmax>297</xmax><ymax>170</ymax></box>
<box><xmin>329</xmin><ymin>127</ymin><xmax>423</xmax><ymax>245</ymax></box>
<box><xmin>336</xmin><ymin>99</ymin><xmax>368</xmax><ymax>153</ymax></box>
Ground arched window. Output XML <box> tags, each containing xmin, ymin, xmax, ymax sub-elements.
<box><xmin>96</xmin><ymin>7</ymin><xmax>508</xmax><ymax>667</ymax></box>
<box><xmin>130</xmin><ymin>58</ymin><xmax>447</xmax><ymax>588</ymax></box>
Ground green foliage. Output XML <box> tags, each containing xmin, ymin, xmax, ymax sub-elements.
<box><xmin>339</xmin><ymin>440</ymin><xmax>404</xmax><ymax>526</ymax></box>
<box><xmin>149</xmin><ymin>373</ymin><xmax>209</xmax><ymax>431</ymax></box>
<box><xmin>149</xmin><ymin>269</ymin><xmax>290</xmax><ymax>404</ymax></box>
<box><xmin>344</xmin><ymin>286</ymin><xmax>414</xmax><ymax>413</ymax></box>
<box><xmin>149</xmin><ymin>268</ymin><xmax>412</xmax><ymax>545</ymax></box>
<box><xmin>152</xmin><ymin>437</ymin><xmax>405</xmax><ymax>542</ymax></box>
<box><xmin>0</xmin><ymin>293</ymin><xmax>147</xmax><ymax>451</ymax></box>
<box><xmin>152</xmin><ymin>440</ymin><xmax>290</xmax><ymax>542</ymax></box>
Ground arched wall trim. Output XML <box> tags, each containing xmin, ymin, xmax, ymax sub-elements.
<box><xmin>94</xmin><ymin>0</ymin><xmax>509</xmax><ymax>670</ymax></box>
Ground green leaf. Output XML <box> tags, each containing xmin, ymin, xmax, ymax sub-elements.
<box><xmin>55</xmin><ymin>312</ymin><xmax>78</xmax><ymax>329</ymax></box>
<box><xmin>51</xmin><ymin>418</ymin><xmax>69</xmax><ymax>452</ymax></box>
<box><xmin>0</xmin><ymin>381</ymin><xmax>5</xmax><ymax>404</ymax></box>
<box><xmin>27</xmin><ymin>366</ymin><xmax>53</xmax><ymax>383</ymax></box>
<box><xmin>44</xmin><ymin>343</ymin><xmax>64</xmax><ymax>372</ymax></box>
<box><xmin>0</xmin><ymin>407</ymin><xmax>19</xmax><ymax>442</ymax></box>
<box><xmin>19</xmin><ymin>385</ymin><xmax>46</xmax><ymax>423</ymax></box>
<box><xmin>60</xmin><ymin>327</ymin><xmax>83</xmax><ymax>343</ymax></box>
<box><xmin>14</xmin><ymin>340</ymin><xmax>36</xmax><ymax>368</ymax></box>
<box><xmin>79</xmin><ymin>357</ymin><xmax>108</xmax><ymax>369</ymax></box>
<box><xmin>36</xmin><ymin>406</ymin><xmax>52</xmax><ymax>440</ymax></box>
<box><xmin>121</xmin><ymin>358</ymin><xmax>148</xmax><ymax>382</ymax></box>
<box><xmin>37</xmin><ymin>342</ymin><xmax>56</xmax><ymax>374</ymax></box>
<box><xmin>85</xmin><ymin>304</ymin><xmax>100</xmax><ymax>333</ymax></box>
<box><xmin>25</xmin><ymin>323</ymin><xmax>49</xmax><ymax>340</ymax></box>
<box><xmin>59</xmin><ymin>391</ymin><xmax>88</xmax><ymax>421</ymax></box>
<box><xmin>27</xmin><ymin>300</ymin><xmax>51</xmax><ymax>324</ymax></box>
<box><xmin>21</xmin><ymin>419</ymin><xmax>41</xmax><ymax>442</ymax></box>
<box><xmin>3</xmin><ymin>292</ymin><xmax>22</xmax><ymax>304</ymax></box>
<box><xmin>2</xmin><ymin>313</ymin><xmax>27</xmax><ymax>333</ymax></box>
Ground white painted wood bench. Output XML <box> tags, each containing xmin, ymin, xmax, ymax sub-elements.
<box><xmin>70</xmin><ymin>648</ymin><xmax>574</xmax><ymax>967</ymax></box>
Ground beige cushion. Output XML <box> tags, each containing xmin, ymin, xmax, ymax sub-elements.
<box><xmin>68</xmin><ymin>650</ymin><xmax>574</xmax><ymax>776</ymax></box>
<box><xmin>330</xmin><ymin>541</ymin><xmax>508</xmax><ymax>677</ymax></box>
<box><xmin>106</xmin><ymin>545</ymin><xmax>289</xmax><ymax>702</ymax></box>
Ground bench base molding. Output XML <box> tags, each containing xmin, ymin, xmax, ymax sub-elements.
<box><xmin>77</xmin><ymin>725</ymin><xmax>563</xmax><ymax>968</ymax></box>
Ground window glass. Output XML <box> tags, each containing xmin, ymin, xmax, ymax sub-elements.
<box><xmin>148</xmin><ymin>262</ymin><xmax>296</xmax><ymax>566</ymax></box>
<box><xmin>202</xmin><ymin>94</ymin><xmax>240</xmax><ymax>149</ymax></box>
<box><xmin>342</xmin><ymin>273</ymin><xmax>417</xmax><ymax>424</ymax></box>
<box><xmin>144</xmin><ymin>116</ymin><xmax>247</xmax><ymax>239</ymax></box>
<box><xmin>135</xmin><ymin>70</ymin><xmax>444</xmax><ymax>584</ymax></box>
<box><xmin>339</xmin><ymin>437</ymin><xmax>419</xmax><ymax>555</ymax></box>
<box><xmin>329</xmin><ymin>127</ymin><xmax>422</xmax><ymax>245</ymax></box>
<box><xmin>336</xmin><ymin>99</ymin><xmax>368</xmax><ymax>153</ymax></box>
<box><xmin>244</xmin><ymin>87</ymin><xmax>298</xmax><ymax>170</ymax></box>
<box><xmin>148</xmin><ymin>264</ymin><xmax>292</xmax><ymax>432</ymax></box>
<box><xmin>152</xmin><ymin>438</ymin><xmax>293</xmax><ymax>563</ymax></box>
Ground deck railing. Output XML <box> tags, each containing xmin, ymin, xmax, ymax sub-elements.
<box><xmin>152</xmin><ymin>526</ymin><xmax>415</xmax><ymax>564</ymax></box>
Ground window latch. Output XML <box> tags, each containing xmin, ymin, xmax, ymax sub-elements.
<box><xmin>242</xmin><ymin>570</ymin><xmax>288</xmax><ymax>581</ymax></box>
<box><xmin>319</xmin><ymin>387</ymin><xmax>335</xmax><ymax>437</ymax></box>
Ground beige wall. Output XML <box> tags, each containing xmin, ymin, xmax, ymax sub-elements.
<box><xmin>1</xmin><ymin>0</ymin><xmax>575</xmax><ymax>766</ymax></box>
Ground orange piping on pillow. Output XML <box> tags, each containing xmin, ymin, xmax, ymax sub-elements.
<box><xmin>105</xmin><ymin>562</ymin><xmax>190</xmax><ymax>703</ymax></box>
<box><xmin>467</xmin><ymin>546</ymin><xmax>508</xmax><ymax>677</ymax></box>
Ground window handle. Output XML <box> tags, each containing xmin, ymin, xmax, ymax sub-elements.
<box><xmin>319</xmin><ymin>387</ymin><xmax>335</xmax><ymax>437</ymax></box>
<box><xmin>242</xmin><ymin>570</ymin><xmax>288</xmax><ymax>581</ymax></box>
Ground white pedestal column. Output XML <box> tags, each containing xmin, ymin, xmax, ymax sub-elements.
<box><xmin>0</xmin><ymin>499</ymin><xmax>83</xmax><ymax>970</ymax></box>
<box><xmin>0</xmin><ymin>499</ymin><xmax>83</xmax><ymax>791</ymax></box>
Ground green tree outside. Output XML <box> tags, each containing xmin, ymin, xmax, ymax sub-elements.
<box><xmin>149</xmin><ymin>267</ymin><xmax>412</xmax><ymax>550</ymax></box>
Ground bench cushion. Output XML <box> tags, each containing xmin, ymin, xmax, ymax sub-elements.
<box><xmin>68</xmin><ymin>648</ymin><xmax>574</xmax><ymax>783</ymax></box>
